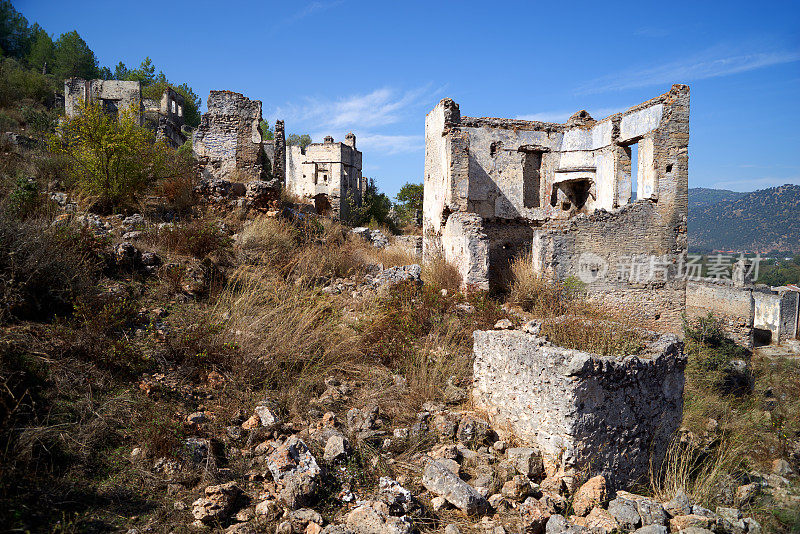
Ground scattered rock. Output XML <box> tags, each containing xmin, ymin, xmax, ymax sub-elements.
<box><xmin>668</xmin><ymin>514</ymin><xmax>714</xmax><ymax>532</ymax></box>
<box><xmin>572</xmin><ymin>476</ymin><xmax>607</xmax><ymax>516</ymax></box>
<box><xmin>254</xmin><ymin>399</ymin><xmax>281</xmax><ymax>428</ymax></box>
<box><xmin>607</xmin><ymin>497</ymin><xmax>641</xmax><ymax>530</ymax></box>
<box><xmin>422</xmin><ymin>459</ymin><xmax>490</xmax><ymax>515</ymax></box>
<box><xmin>584</xmin><ymin>507</ymin><xmax>620</xmax><ymax>533</ymax></box>
<box><xmin>345</xmin><ymin>501</ymin><xmax>413</xmax><ymax>534</ymax></box>
<box><xmin>288</xmin><ymin>508</ymin><xmax>324</xmax><ymax>532</ymax></box>
<box><xmin>507</xmin><ymin>447</ymin><xmax>545</xmax><ymax>479</ymax></box>
<box><xmin>518</xmin><ymin>498</ymin><xmax>551</xmax><ymax>534</ymax></box>
<box><xmin>494</xmin><ymin>318</ymin><xmax>514</xmax><ymax>330</ymax></box>
<box><xmin>772</xmin><ymin>458</ymin><xmax>794</xmax><ymax>477</ymax></box>
<box><xmin>735</xmin><ymin>483</ymin><xmax>759</xmax><ymax>506</ymax></box>
<box><xmin>378</xmin><ymin>477</ymin><xmax>415</xmax><ymax>516</ymax></box>
<box><xmin>191</xmin><ymin>481</ymin><xmax>241</xmax><ymax>523</ymax></box>
<box><xmin>324</xmin><ymin>435</ymin><xmax>351</xmax><ymax>464</ymax></box>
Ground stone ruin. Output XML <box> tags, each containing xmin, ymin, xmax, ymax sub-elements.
<box><xmin>64</xmin><ymin>78</ymin><xmax>187</xmax><ymax>148</ymax></box>
<box><xmin>285</xmin><ymin>133</ymin><xmax>364</xmax><ymax>220</ymax></box>
<box><xmin>423</xmin><ymin>84</ymin><xmax>690</xmax><ymax>332</ymax></box>
<box><xmin>191</xmin><ymin>90</ymin><xmax>364</xmax><ymax>219</ymax></box>
<box><xmin>473</xmin><ymin>327</ymin><xmax>686</xmax><ymax>490</ymax></box>
<box><xmin>687</xmin><ymin>261</ymin><xmax>800</xmax><ymax>348</ymax></box>
<box><xmin>193</xmin><ymin>90</ymin><xmax>273</xmax><ymax>183</ymax></box>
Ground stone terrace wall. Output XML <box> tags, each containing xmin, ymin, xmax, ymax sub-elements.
<box><xmin>193</xmin><ymin>91</ymin><xmax>265</xmax><ymax>181</ymax></box>
<box><xmin>472</xmin><ymin>329</ymin><xmax>686</xmax><ymax>490</ymax></box>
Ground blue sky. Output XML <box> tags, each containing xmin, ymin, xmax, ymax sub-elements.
<box><xmin>17</xmin><ymin>0</ymin><xmax>800</xmax><ymax>198</ymax></box>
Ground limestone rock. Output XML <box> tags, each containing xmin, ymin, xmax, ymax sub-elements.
<box><xmin>344</xmin><ymin>502</ymin><xmax>413</xmax><ymax>534</ymax></box>
<box><xmin>584</xmin><ymin>507</ymin><xmax>620</xmax><ymax>533</ymax></box>
<box><xmin>571</xmin><ymin>476</ymin><xmax>607</xmax><ymax>516</ymax></box>
<box><xmin>288</xmin><ymin>508</ymin><xmax>324</xmax><ymax>532</ymax></box>
<box><xmin>323</xmin><ymin>435</ymin><xmax>351</xmax><ymax>464</ymax></box>
<box><xmin>668</xmin><ymin>514</ymin><xmax>714</xmax><ymax>532</ymax></box>
<box><xmin>507</xmin><ymin>447</ymin><xmax>545</xmax><ymax>479</ymax></box>
<box><xmin>608</xmin><ymin>497</ymin><xmax>641</xmax><ymax>530</ymax></box>
<box><xmin>633</xmin><ymin>526</ymin><xmax>668</xmax><ymax>534</ymax></box>
<box><xmin>518</xmin><ymin>498</ymin><xmax>551</xmax><ymax>534</ymax></box>
<box><xmin>545</xmin><ymin>514</ymin><xmax>590</xmax><ymax>534</ymax></box>
<box><xmin>378</xmin><ymin>477</ymin><xmax>415</xmax><ymax>515</ymax></box>
<box><xmin>191</xmin><ymin>481</ymin><xmax>241</xmax><ymax>522</ymax></box>
<box><xmin>422</xmin><ymin>459</ymin><xmax>490</xmax><ymax>515</ymax></box>
<box><xmin>267</xmin><ymin>436</ymin><xmax>320</xmax><ymax>482</ymax></box>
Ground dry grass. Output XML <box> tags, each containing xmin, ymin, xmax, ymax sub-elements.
<box><xmin>650</xmin><ymin>434</ymin><xmax>746</xmax><ymax>506</ymax></box>
<box><xmin>211</xmin><ymin>265</ymin><xmax>364</xmax><ymax>409</ymax></box>
<box><xmin>540</xmin><ymin>316</ymin><xmax>647</xmax><ymax>356</ymax></box>
<box><xmin>421</xmin><ymin>256</ymin><xmax>462</xmax><ymax>294</ymax></box>
<box><xmin>142</xmin><ymin>217</ymin><xmax>232</xmax><ymax>259</ymax></box>
<box><xmin>508</xmin><ymin>252</ymin><xmax>566</xmax><ymax>316</ymax></box>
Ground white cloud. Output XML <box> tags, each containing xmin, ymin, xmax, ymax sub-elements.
<box><xmin>712</xmin><ymin>176</ymin><xmax>800</xmax><ymax>191</ymax></box>
<box><xmin>577</xmin><ymin>45</ymin><xmax>800</xmax><ymax>95</ymax></box>
<box><xmin>356</xmin><ymin>133</ymin><xmax>424</xmax><ymax>155</ymax></box>
<box><xmin>282</xmin><ymin>1</ymin><xmax>344</xmax><ymax>24</ymax></box>
<box><xmin>272</xmin><ymin>85</ymin><xmax>439</xmax><ymax>131</ymax></box>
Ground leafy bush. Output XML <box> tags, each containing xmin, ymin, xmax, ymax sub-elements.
<box><xmin>49</xmin><ymin>101</ymin><xmax>179</xmax><ymax>213</ymax></box>
<box><xmin>0</xmin><ymin>57</ymin><xmax>58</xmax><ymax>108</ymax></box>
<box><xmin>3</xmin><ymin>176</ymin><xmax>38</xmax><ymax>218</ymax></box>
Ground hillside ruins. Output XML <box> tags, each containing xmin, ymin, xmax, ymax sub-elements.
<box><xmin>423</xmin><ymin>84</ymin><xmax>690</xmax><ymax>333</ymax></box>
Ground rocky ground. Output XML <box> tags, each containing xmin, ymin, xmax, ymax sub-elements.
<box><xmin>1</xmin><ymin>165</ymin><xmax>799</xmax><ymax>532</ymax></box>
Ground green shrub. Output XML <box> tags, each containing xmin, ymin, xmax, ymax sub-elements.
<box><xmin>3</xmin><ymin>176</ymin><xmax>38</xmax><ymax>218</ymax></box>
<box><xmin>49</xmin><ymin>101</ymin><xmax>180</xmax><ymax>213</ymax></box>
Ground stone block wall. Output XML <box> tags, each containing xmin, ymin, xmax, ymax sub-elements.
<box><xmin>687</xmin><ymin>279</ymin><xmax>754</xmax><ymax>347</ymax></box>
<box><xmin>472</xmin><ymin>329</ymin><xmax>686</xmax><ymax>490</ymax></box>
<box><xmin>193</xmin><ymin>90</ymin><xmax>266</xmax><ymax>181</ymax></box>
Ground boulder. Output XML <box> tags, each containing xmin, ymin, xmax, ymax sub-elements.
<box><xmin>518</xmin><ymin>498</ymin><xmax>551</xmax><ymax>534</ymax></box>
<box><xmin>507</xmin><ymin>447</ymin><xmax>545</xmax><ymax>479</ymax></box>
<box><xmin>191</xmin><ymin>481</ymin><xmax>241</xmax><ymax>523</ymax></box>
<box><xmin>422</xmin><ymin>459</ymin><xmax>490</xmax><ymax>515</ymax></box>
<box><xmin>324</xmin><ymin>435</ymin><xmax>351</xmax><ymax>464</ymax></box>
<box><xmin>571</xmin><ymin>476</ymin><xmax>607</xmax><ymax>516</ymax></box>
<box><xmin>608</xmin><ymin>497</ymin><xmax>641</xmax><ymax>530</ymax></box>
<box><xmin>378</xmin><ymin>477</ymin><xmax>415</xmax><ymax>515</ymax></box>
<box><xmin>345</xmin><ymin>502</ymin><xmax>413</xmax><ymax>534</ymax></box>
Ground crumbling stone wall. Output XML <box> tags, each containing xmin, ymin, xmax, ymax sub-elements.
<box><xmin>285</xmin><ymin>134</ymin><xmax>363</xmax><ymax>220</ymax></box>
<box><xmin>143</xmin><ymin>86</ymin><xmax>186</xmax><ymax>148</ymax></box>
<box><xmin>193</xmin><ymin>91</ymin><xmax>266</xmax><ymax>181</ymax></box>
<box><xmin>687</xmin><ymin>280</ymin><xmax>799</xmax><ymax>347</ymax></box>
<box><xmin>472</xmin><ymin>329</ymin><xmax>686</xmax><ymax>490</ymax></box>
<box><xmin>687</xmin><ymin>279</ymin><xmax>754</xmax><ymax>347</ymax></box>
<box><xmin>64</xmin><ymin>78</ymin><xmax>143</xmax><ymax>122</ymax></box>
<box><xmin>423</xmin><ymin>85</ymin><xmax>690</xmax><ymax>332</ymax></box>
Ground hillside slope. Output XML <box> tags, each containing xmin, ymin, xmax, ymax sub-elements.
<box><xmin>688</xmin><ymin>184</ymin><xmax>800</xmax><ymax>252</ymax></box>
<box><xmin>688</xmin><ymin>187</ymin><xmax>746</xmax><ymax>210</ymax></box>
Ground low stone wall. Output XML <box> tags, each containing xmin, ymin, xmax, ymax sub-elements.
<box><xmin>472</xmin><ymin>329</ymin><xmax>686</xmax><ymax>490</ymax></box>
<box><xmin>686</xmin><ymin>279</ymin><xmax>754</xmax><ymax>347</ymax></box>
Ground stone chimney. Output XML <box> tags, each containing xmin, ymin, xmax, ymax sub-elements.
<box><xmin>344</xmin><ymin>132</ymin><xmax>356</xmax><ymax>149</ymax></box>
<box><xmin>324</xmin><ymin>135</ymin><xmax>334</xmax><ymax>144</ymax></box>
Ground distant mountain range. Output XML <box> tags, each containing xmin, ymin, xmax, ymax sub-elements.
<box><xmin>688</xmin><ymin>184</ymin><xmax>800</xmax><ymax>253</ymax></box>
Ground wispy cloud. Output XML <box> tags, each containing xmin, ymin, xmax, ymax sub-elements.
<box><xmin>282</xmin><ymin>1</ymin><xmax>344</xmax><ymax>25</ymax></box>
<box><xmin>634</xmin><ymin>27</ymin><xmax>671</xmax><ymax>38</ymax></box>
<box><xmin>356</xmin><ymin>133</ymin><xmax>424</xmax><ymax>155</ymax></box>
<box><xmin>577</xmin><ymin>44</ymin><xmax>800</xmax><ymax>95</ymax></box>
<box><xmin>516</xmin><ymin>106</ymin><xmax>624</xmax><ymax>123</ymax></box>
<box><xmin>712</xmin><ymin>176</ymin><xmax>800</xmax><ymax>191</ymax></box>
<box><xmin>269</xmin><ymin>85</ymin><xmax>442</xmax><ymax>155</ymax></box>
<box><xmin>272</xmin><ymin>85</ymin><xmax>440</xmax><ymax>131</ymax></box>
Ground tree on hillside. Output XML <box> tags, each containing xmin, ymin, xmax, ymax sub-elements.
<box><xmin>349</xmin><ymin>178</ymin><xmax>393</xmax><ymax>228</ymax></box>
<box><xmin>394</xmin><ymin>182</ymin><xmax>423</xmax><ymax>225</ymax></box>
<box><xmin>286</xmin><ymin>133</ymin><xmax>312</xmax><ymax>150</ymax></box>
<box><xmin>53</xmin><ymin>30</ymin><xmax>98</xmax><ymax>79</ymax></box>
<box><xmin>260</xmin><ymin>120</ymin><xmax>274</xmax><ymax>141</ymax></box>
<box><xmin>49</xmin><ymin>101</ymin><xmax>181</xmax><ymax>212</ymax></box>
<box><xmin>26</xmin><ymin>25</ymin><xmax>54</xmax><ymax>73</ymax></box>
<box><xmin>116</xmin><ymin>58</ymin><xmax>201</xmax><ymax>127</ymax></box>
<box><xmin>0</xmin><ymin>1</ymin><xmax>32</xmax><ymax>59</ymax></box>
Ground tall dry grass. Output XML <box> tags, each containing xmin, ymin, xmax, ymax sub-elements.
<box><xmin>211</xmin><ymin>265</ymin><xmax>363</xmax><ymax>405</ymax></box>
<box><xmin>421</xmin><ymin>256</ymin><xmax>462</xmax><ymax>294</ymax></box>
<box><xmin>650</xmin><ymin>434</ymin><xmax>746</xmax><ymax>506</ymax></box>
<box><xmin>508</xmin><ymin>252</ymin><xmax>566</xmax><ymax>316</ymax></box>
